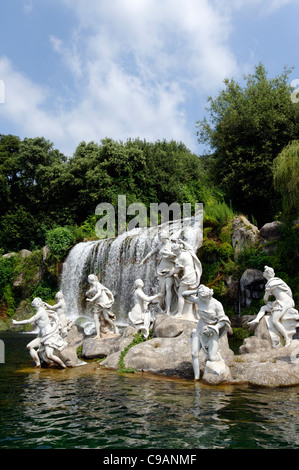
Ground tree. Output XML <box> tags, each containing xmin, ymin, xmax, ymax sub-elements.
<box><xmin>273</xmin><ymin>140</ymin><xmax>299</xmax><ymax>220</ymax></box>
<box><xmin>196</xmin><ymin>63</ymin><xmax>299</xmax><ymax>225</ymax></box>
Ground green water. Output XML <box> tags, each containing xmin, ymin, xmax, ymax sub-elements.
<box><xmin>0</xmin><ymin>331</ymin><xmax>299</xmax><ymax>450</ymax></box>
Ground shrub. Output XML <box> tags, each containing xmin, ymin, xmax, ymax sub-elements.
<box><xmin>31</xmin><ymin>281</ymin><xmax>56</xmax><ymax>302</ymax></box>
<box><xmin>203</xmin><ymin>201</ymin><xmax>234</xmax><ymax>228</ymax></box>
<box><xmin>46</xmin><ymin>226</ymin><xmax>76</xmax><ymax>260</ymax></box>
<box><xmin>218</xmin><ymin>242</ymin><xmax>233</xmax><ymax>260</ymax></box>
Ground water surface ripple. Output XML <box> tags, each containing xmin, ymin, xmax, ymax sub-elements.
<box><xmin>1</xmin><ymin>332</ymin><xmax>299</xmax><ymax>449</ymax></box>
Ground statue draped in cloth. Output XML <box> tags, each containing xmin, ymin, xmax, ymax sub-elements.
<box><xmin>183</xmin><ymin>285</ymin><xmax>231</xmax><ymax>380</ymax></box>
<box><xmin>128</xmin><ymin>279</ymin><xmax>161</xmax><ymax>338</ymax></box>
<box><xmin>166</xmin><ymin>239</ymin><xmax>202</xmax><ymax>319</ymax></box>
<box><xmin>86</xmin><ymin>274</ymin><xmax>118</xmax><ymax>338</ymax></box>
<box><xmin>140</xmin><ymin>231</ymin><xmax>177</xmax><ymax>315</ymax></box>
<box><xmin>248</xmin><ymin>266</ymin><xmax>299</xmax><ymax>348</ymax></box>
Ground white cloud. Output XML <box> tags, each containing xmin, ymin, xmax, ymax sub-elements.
<box><xmin>45</xmin><ymin>0</ymin><xmax>241</xmax><ymax>153</ymax></box>
<box><xmin>0</xmin><ymin>0</ymin><xmax>296</xmax><ymax>156</ymax></box>
<box><xmin>23</xmin><ymin>0</ymin><xmax>33</xmax><ymax>15</ymax></box>
<box><xmin>0</xmin><ymin>56</ymin><xmax>63</xmax><ymax>138</ymax></box>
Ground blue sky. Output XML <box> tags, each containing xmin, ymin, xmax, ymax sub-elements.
<box><xmin>0</xmin><ymin>0</ymin><xmax>298</xmax><ymax>157</ymax></box>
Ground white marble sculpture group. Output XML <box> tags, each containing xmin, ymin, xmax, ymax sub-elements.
<box><xmin>13</xmin><ymin>229</ymin><xmax>299</xmax><ymax>381</ymax></box>
<box><xmin>13</xmin><ymin>292</ymin><xmax>71</xmax><ymax>368</ymax></box>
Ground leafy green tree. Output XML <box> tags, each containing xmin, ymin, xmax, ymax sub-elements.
<box><xmin>196</xmin><ymin>63</ymin><xmax>299</xmax><ymax>225</ymax></box>
<box><xmin>273</xmin><ymin>140</ymin><xmax>299</xmax><ymax>220</ymax></box>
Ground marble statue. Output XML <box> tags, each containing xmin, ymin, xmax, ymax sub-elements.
<box><xmin>140</xmin><ymin>230</ymin><xmax>177</xmax><ymax>315</ymax></box>
<box><xmin>86</xmin><ymin>274</ymin><xmax>118</xmax><ymax>338</ymax></box>
<box><xmin>12</xmin><ymin>297</ymin><xmax>67</xmax><ymax>368</ymax></box>
<box><xmin>166</xmin><ymin>240</ymin><xmax>202</xmax><ymax>319</ymax></box>
<box><xmin>128</xmin><ymin>279</ymin><xmax>162</xmax><ymax>338</ymax></box>
<box><xmin>43</xmin><ymin>291</ymin><xmax>72</xmax><ymax>338</ymax></box>
<box><xmin>183</xmin><ymin>285</ymin><xmax>231</xmax><ymax>381</ymax></box>
<box><xmin>248</xmin><ymin>266</ymin><xmax>299</xmax><ymax>348</ymax></box>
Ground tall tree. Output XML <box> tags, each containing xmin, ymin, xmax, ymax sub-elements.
<box><xmin>273</xmin><ymin>140</ymin><xmax>299</xmax><ymax>220</ymax></box>
<box><xmin>196</xmin><ymin>63</ymin><xmax>299</xmax><ymax>225</ymax></box>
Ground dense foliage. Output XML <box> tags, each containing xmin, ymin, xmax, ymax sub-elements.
<box><xmin>0</xmin><ymin>136</ymin><xmax>213</xmax><ymax>253</ymax></box>
<box><xmin>273</xmin><ymin>140</ymin><xmax>299</xmax><ymax>220</ymax></box>
<box><xmin>196</xmin><ymin>63</ymin><xmax>299</xmax><ymax>225</ymax></box>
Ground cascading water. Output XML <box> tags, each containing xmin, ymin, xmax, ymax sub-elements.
<box><xmin>60</xmin><ymin>212</ymin><xmax>203</xmax><ymax>327</ymax></box>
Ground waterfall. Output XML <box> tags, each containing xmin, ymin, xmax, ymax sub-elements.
<box><xmin>60</xmin><ymin>212</ymin><xmax>203</xmax><ymax>325</ymax></box>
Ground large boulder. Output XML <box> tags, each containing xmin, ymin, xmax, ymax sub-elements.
<box><xmin>55</xmin><ymin>324</ymin><xmax>85</xmax><ymax>367</ymax></box>
<box><xmin>231</xmin><ymin>216</ymin><xmax>259</xmax><ymax>253</ymax></box>
<box><xmin>100</xmin><ymin>315</ymin><xmax>235</xmax><ymax>381</ymax></box>
<box><xmin>259</xmin><ymin>221</ymin><xmax>282</xmax><ymax>241</ymax></box>
<box><xmin>231</xmin><ymin>339</ymin><xmax>299</xmax><ymax>387</ymax></box>
<box><xmin>259</xmin><ymin>221</ymin><xmax>283</xmax><ymax>254</ymax></box>
<box><xmin>230</xmin><ymin>317</ymin><xmax>299</xmax><ymax>387</ymax></box>
<box><xmin>81</xmin><ymin>326</ymin><xmax>136</xmax><ymax>359</ymax></box>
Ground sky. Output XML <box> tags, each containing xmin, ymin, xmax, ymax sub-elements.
<box><xmin>0</xmin><ymin>0</ymin><xmax>298</xmax><ymax>158</ymax></box>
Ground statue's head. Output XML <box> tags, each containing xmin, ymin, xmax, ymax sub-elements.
<box><xmin>88</xmin><ymin>274</ymin><xmax>98</xmax><ymax>283</ymax></box>
<box><xmin>171</xmin><ymin>243</ymin><xmax>183</xmax><ymax>254</ymax></box>
<box><xmin>56</xmin><ymin>290</ymin><xmax>63</xmax><ymax>299</ymax></box>
<box><xmin>31</xmin><ymin>297</ymin><xmax>43</xmax><ymax>308</ymax></box>
<box><xmin>197</xmin><ymin>284</ymin><xmax>213</xmax><ymax>299</ymax></box>
<box><xmin>159</xmin><ymin>230</ymin><xmax>170</xmax><ymax>242</ymax></box>
<box><xmin>135</xmin><ymin>279</ymin><xmax>144</xmax><ymax>288</ymax></box>
<box><xmin>263</xmin><ymin>266</ymin><xmax>275</xmax><ymax>280</ymax></box>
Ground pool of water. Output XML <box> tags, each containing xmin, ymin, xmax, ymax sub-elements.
<box><xmin>0</xmin><ymin>331</ymin><xmax>299</xmax><ymax>450</ymax></box>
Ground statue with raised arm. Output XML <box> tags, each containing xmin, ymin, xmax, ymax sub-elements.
<box><xmin>140</xmin><ymin>230</ymin><xmax>177</xmax><ymax>315</ymax></box>
<box><xmin>248</xmin><ymin>266</ymin><xmax>299</xmax><ymax>348</ymax></box>
<box><xmin>183</xmin><ymin>285</ymin><xmax>231</xmax><ymax>381</ymax></box>
<box><xmin>86</xmin><ymin>274</ymin><xmax>118</xmax><ymax>338</ymax></box>
<box><xmin>128</xmin><ymin>279</ymin><xmax>162</xmax><ymax>338</ymax></box>
<box><xmin>43</xmin><ymin>291</ymin><xmax>72</xmax><ymax>338</ymax></box>
<box><xmin>12</xmin><ymin>297</ymin><xmax>67</xmax><ymax>368</ymax></box>
<box><xmin>165</xmin><ymin>240</ymin><xmax>202</xmax><ymax>319</ymax></box>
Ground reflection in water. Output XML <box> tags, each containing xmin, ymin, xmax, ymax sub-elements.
<box><xmin>0</xmin><ymin>332</ymin><xmax>299</xmax><ymax>449</ymax></box>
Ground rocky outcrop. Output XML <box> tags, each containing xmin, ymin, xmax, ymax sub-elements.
<box><xmin>79</xmin><ymin>312</ymin><xmax>299</xmax><ymax>387</ymax></box>
<box><xmin>82</xmin><ymin>326</ymin><xmax>136</xmax><ymax>359</ymax></box>
<box><xmin>259</xmin><ymin>221</ymin><xmax>282</xmax><ymax>254</ymax></box>
<box><xmin>83</xmin><ymin>314</ymin><xmax>235</xmax><ymax>383</ymax></box>
<box><xmin>259</xmin><ymin>221</ymin><xmax>282</xmax><ymax>241</ymax></box>
<box><xmin>231</xmin><ymin>216</ymin><xmax>259</xmax><ymax>253</ymax></box>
